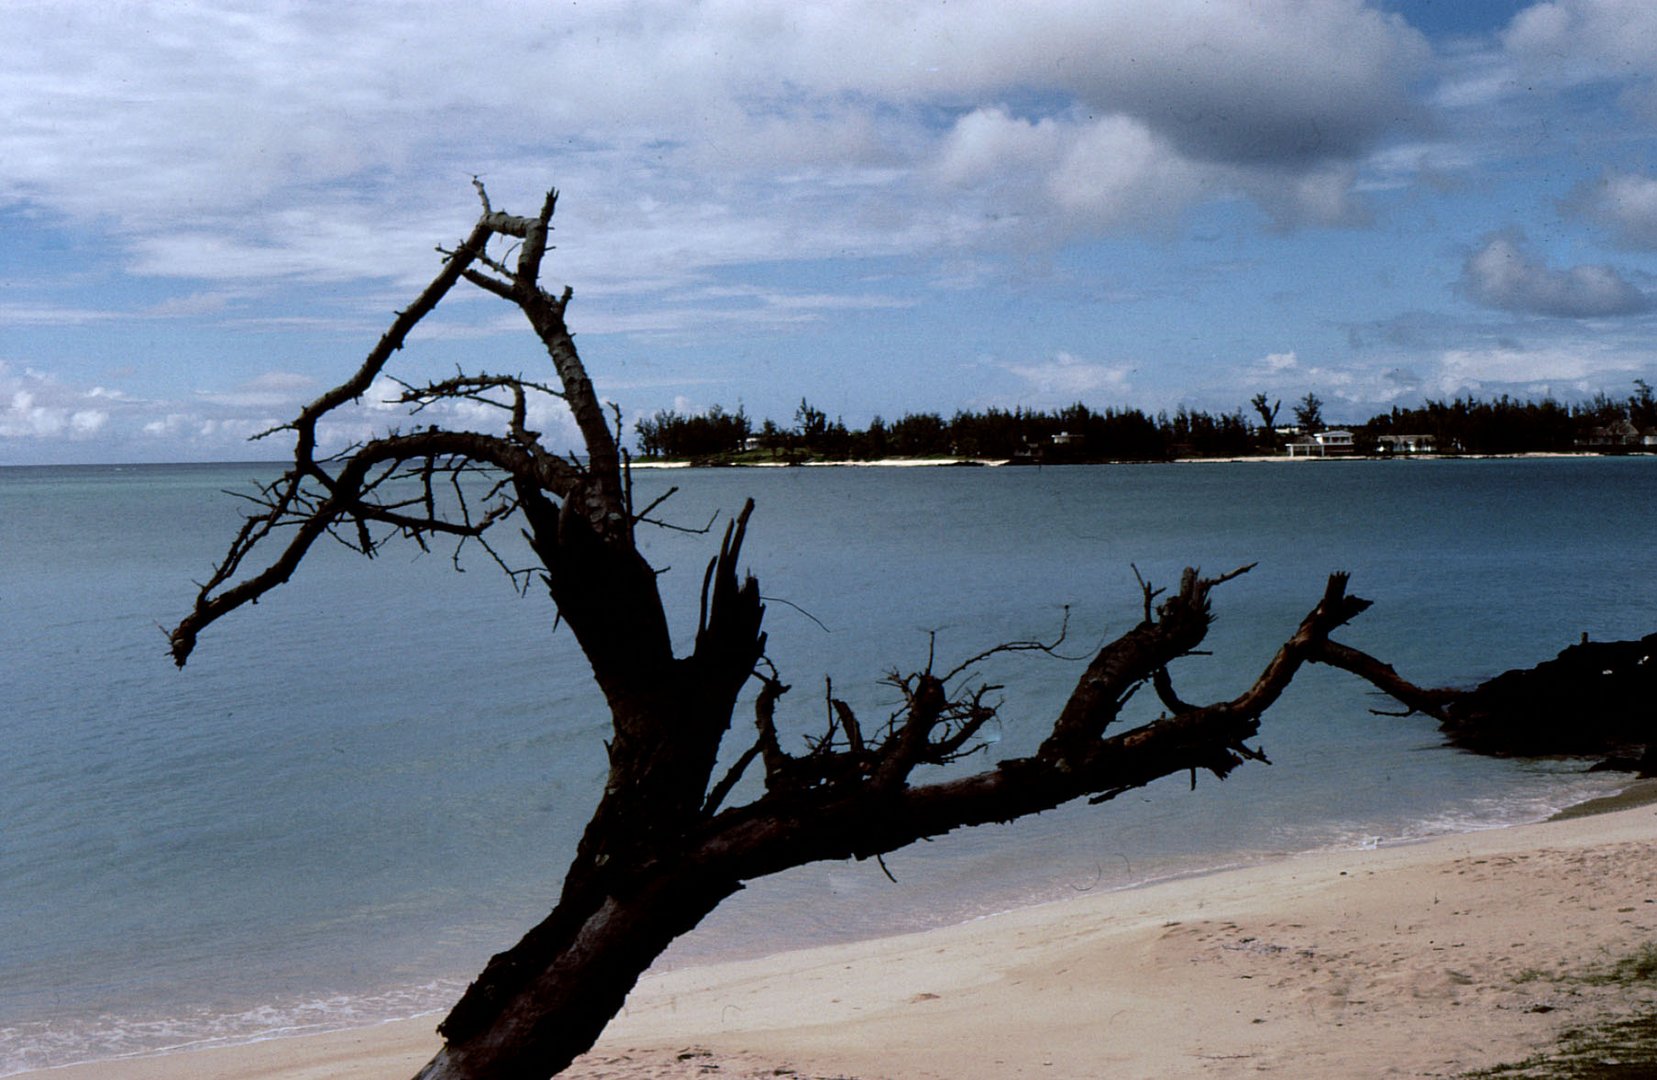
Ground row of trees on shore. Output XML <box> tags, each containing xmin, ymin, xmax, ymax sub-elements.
<box><xmin>633</xmin><ymin>382</ymin><xmax>1657</xmax><ymax>462</ymax></box>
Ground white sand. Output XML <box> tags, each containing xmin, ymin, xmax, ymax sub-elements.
<box><xmin>23</xmin><ymin>802</ymin><xmax>1657</xmax><ymax>1080</ymax></box>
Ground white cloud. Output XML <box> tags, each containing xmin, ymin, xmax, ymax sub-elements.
<box><xmin>1002</xmin><ymin>351</ymin><xmax>1132</xmax><ymax>400</ymax></box>
<box><xmin>1565</xmin><ymin>171</ymin><xmax>1657</xmax><ymax>250</ymax></box>
<box><xmin>1433</xmin><ymin>342</ymin><xmax>1640</xmax><ymax>396</ymax></box>
<box><xmin>0</xmin><ymin>365</ymin><xmax>121</xmax><ymax>441</ymax></box>
<box><xmin>9</xmin><ymin>0</ymin><xmax>1656</xmax><ymax>464</ymax></box>
<box><xmin>1459</xmin><ymin>232</ymin><xmax>1652</xmax><ymax>318</ymax></box>
<box><xmin>1499</xmin><ymin>0</ymin><xmax>1657</xmax><ymax>119</ymax></box>
<box><xmin>1502</xmin><ymin>1</ymin><xmax>1657</xmax><ymax>79</ymax></box>
<box><xmin>931</xmin><ymin>109</ymin><xmax>1066</xmax><ymax>196</ymax></box>
<box><xmin>1232</xmin><ymin>350</ymin><xmax>1405</xmax><ymax>411</ymax></box>
<box><xmin>1241</xmin><ymin>163</ymin><xmax>1368</xmax><ymax>230</ymax></box>
<box><xmin>1047</xmin><ymin>116</ymin><xmax>1209</xmax><ymax>231</ymax></box>
<box><xmin>1055</xmin><ymin>1</ymin><xmax>1429</xmax><ymax>168</ymax></box>
<box><xmin>0</xmin><ymin>358</ymin><xmax>576</xmax><ymax>462</ymax></box>
<box><xmin>0</xmin><ymin>0</ymin><xmax>1434</xmax><ymax>301</ymax></box>
<box><xmin>194</xmin><ymin>371</ymin><xmax>317</xmax><ymax>409</ymax></box>
<box><xmin>0</xmin><ymin>303</ymin><xmax>127</xmax><ymax>328</ymax></box>
<box><xmin>70</xmin><ymin>409</ymin><xmax>108</xmax><ymax>434</ymax></box>
<box><xmin>929</xmin><ymin>105</ymin><xmax>1370</xmax><ymax>241</ymax></box>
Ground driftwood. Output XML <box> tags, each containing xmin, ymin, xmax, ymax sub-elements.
<box><xmin>1315</xmin><ymin>627</ymin><xmax>1656</xmax><ymax>770</ymax></box>
<box><xmin>168</xmin><ymin>187</ymin><xmax>1628</xmax><ymax>1080</ymax></box>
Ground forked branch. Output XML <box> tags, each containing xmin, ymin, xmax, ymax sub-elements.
<box><xmin>169</xmin><ymin>187</ymin><xmax>1488</xmax><ymax>1080</ymax></box>
<box><xmin>170</xmin><ymin>187</ymin><xmax>614</xmax><ymax>667</ymax></box>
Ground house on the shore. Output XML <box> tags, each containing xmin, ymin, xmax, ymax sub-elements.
<box><xmin>1287</xmin><ymin>430</ymin><xmax>1354</xmax><ymax>457</ymax></box>
<box><xmin>1376</xmin><ymin>433</ymin><xmax>1437</xmax><ymax>455</ymax></box>
<box><xmin>1576</xmin><ymin>421</ymin><xmax>1657</xmax><ymax>451</ymax></box>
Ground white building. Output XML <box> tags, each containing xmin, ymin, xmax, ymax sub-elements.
<box><xmin>1287</xmin><ymin>430</ymin><xmax>1354</xmax><ymax>457</ymax></box>
<box><xmin>1376</xmin><ymin>433</ymin><xmax>1436</xmax><ymax>454</ymax></box>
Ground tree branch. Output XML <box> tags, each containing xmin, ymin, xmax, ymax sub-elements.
<box><xmin>1311</xmin><ymin>638</ymin><xmax>1460</xmax><ymax>719</ymax></box>
<box><xmin>170</xmin><ymin>188</ymin><xmax>606</xmax><ymax>669</ymax></box>
<box><xmin>171</xmin><ymin>188</ymin><xmax>1499</xmax><ymax>1080</ymax></box>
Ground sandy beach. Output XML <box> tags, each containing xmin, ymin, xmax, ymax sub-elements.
<box><xmin>22</xmin><ymin>794</ymin><xmax>1656</xmax><ymax>1080</ymax></box>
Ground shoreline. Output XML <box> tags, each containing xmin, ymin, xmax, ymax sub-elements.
<box><xmin>18</xmin><ymin>782</ymin><xmax>1656</xmax><ymax>1080</ymax></box>
<box><xmin>1550</xmin><ymin>775</ymin><xmax>1657</xmax><ymax>819</ymax></box>
<box><xmin>630</xmin><ymin>450</ymin><xmax>1647</xmax><ymax>469</ymax></box>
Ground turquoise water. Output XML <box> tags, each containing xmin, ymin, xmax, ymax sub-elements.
<box><xmin>2</xmin><ymin>458</ymin><xmax>1653</xmax><ymax>1072</ymax></box>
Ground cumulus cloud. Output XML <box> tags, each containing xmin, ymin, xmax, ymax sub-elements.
<box><xmin>18</xmin><ymin>0</ymin><xmax>1657</xmax><ymax>464</ymax></box>
<box><xmin>931</xmin><ymin>109</ymin><xmax>1211</xmax><ymax>236</ymax></box>
<box><xmin>1046</xmin><ymin>116</ymin><xmax>1210</xmax><ymax>230</ymax></box>
<box><xmin>929</xmin><ymin>108</ymin><xmax>1376</xmax><ymax>239</ymax></box>
<box><xmin>915</xmin><ymin>0</ymin><xmax>1428</xmax><ymax>236</ymax></box>
<box><xmin>1564</xmin><ymin>171</ymin><xmax>1657</xmax><ymax>250</ymax></box>
<box><xmin>932</xmin><ymin>109</ymin><xmax>1066</xmax><ymax>191</ymax></box>
<box><xmin>0</xmin><ymin>365</ymin><xmax>118</xmax><ymax>440</ymax></box>
<box><xmin>1438</xmin><ymin>344</ymin><xmax>1591</xmax><ymax>386</ymax></box>
<box><xmin>0</xmin><ymin>0</ymin><xmax>1435</xmax><ymax>298</ymax></box>
<box><xmin>1501</xmin><ymin>0</ymin><xmax>1657</xmax><ymax>118</ymax></box>
<box><xmin>1240</xmin><ymin>163</ymin><xmax>1370</xmax><ymax>230</ymax></box>
<box><xmin>1458</xmin><ymin>232</ymin><xmax>1653</xmax><ymax>318</ymax></box>
<box><xmin>1054</xmin><ymin>1</ymin><xmax>1429</xmax><ymax>168</ymax></box>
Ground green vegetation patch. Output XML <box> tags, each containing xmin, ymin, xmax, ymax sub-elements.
<box><xmin>1583</xmin><ymin>943</ymin><xmax>1657</xmax><ymax>987</ymax></box>
<box><xmin>1461</xmin><ymin>1015</ymin><xmax>1657</xmax><ymax>1079</ymax></box>
<box><xmin>1463</xmin><ymin>944</ymin><xmax>1657</xmax><ymax>1078</ymax></box>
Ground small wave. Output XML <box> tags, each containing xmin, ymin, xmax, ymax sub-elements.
<box><xmin>0</xmin><ymin>981</ymin><xmax>462</xmax><ymax>1077</ymax></box>
<box><xmin>1294</xmin><ymin>770</ymin><xmax>1631</xmax><ymax>857</ymax></box>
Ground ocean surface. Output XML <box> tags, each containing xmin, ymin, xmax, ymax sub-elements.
<box><xmin>3</xmin><ymin>457</ymin><xmax>1654</xmax><ymax>1073</ymax></box>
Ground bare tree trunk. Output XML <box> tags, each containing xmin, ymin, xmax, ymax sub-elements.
<box><xmin>167</xmin><ymin>188</ymin><xmax>1502</xmax><ymax>1080</ymax></box>
<box><xmin>413</xmin><ymin>568</ymin><xmax>1382</xmax><ymax>1078</ymax></box>
<box><xmin>420</xmin><ymin>493</ymin><xmax>767</xmax><ymax>1078</ymax></box>
<box><xmin>417</xmin><ymin>869</ymin><xmax>743</xmax><ymax>1079</ymax></box>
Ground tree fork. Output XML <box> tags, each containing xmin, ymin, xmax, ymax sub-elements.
<box><xmin>169</xmin><ymin>189</ymin><xmax>1491</xmax><ymax>1080</ymax></box>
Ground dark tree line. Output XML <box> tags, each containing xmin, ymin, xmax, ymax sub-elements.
<box><xmin>640</xmin><ymin>381</ymin><xmax>1657</xmax><ymax>463</ymax></box>
<box><xmin>1366</xmin><ymin>383</ymin><xmax>1657</xmax><ymax>454</ymax></box>
<box><xmin>170</xmin><ymin>188</ymin><xmax>1642</xmax><ymax>1079</ymax></box>
<box><xmin>634</xmin><ymin>403</ymin><xmax>751</xmax><ymax>458</ymax></box>
<box><xmin>639</xmin><ymin>400</ymin><xmax>1248</xmax><ymax>462</ymax></box>
<box><xmin>1363</xmin><ymin>396</ymin><xmax>1578</xmax><ymax>455</ymax></box>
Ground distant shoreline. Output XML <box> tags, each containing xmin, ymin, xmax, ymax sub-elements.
<box><xmin>3</xmin><ymin>450</ymin><xmax>1649</xmax><ymax>471</ymax></box>
<box><xmin>630</xmin><ymin>449</ymin><xmax>1642</xmax><ymax>469</ymax></box>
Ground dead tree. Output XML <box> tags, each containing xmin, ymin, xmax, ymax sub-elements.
<box><xmin>171</xmin><ymin>187</ymin><xmax>1452</xmax><ymax>1080</ymax></box>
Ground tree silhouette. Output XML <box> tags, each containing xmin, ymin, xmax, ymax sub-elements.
<box><xmin>1292</xmin><ymin>391</ymin><xmax>1325</xmax><ymax>432</ymax></box>
<box><xmin>172</xmin><ymin>187</ymin><xmax>1454</xmax><ymax>1079</ymax></box>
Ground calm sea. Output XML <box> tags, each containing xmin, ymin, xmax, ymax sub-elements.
<box><xmin>3</xmin><ymin>458</ymin><xmax>1653</xmax><ymax>1073</ymax></box>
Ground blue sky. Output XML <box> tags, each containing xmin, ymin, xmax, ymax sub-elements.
<box><xmin>3</xmin><ymin>0</ymin><xmax>1656</xmax><ymax>464</ymax></box>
